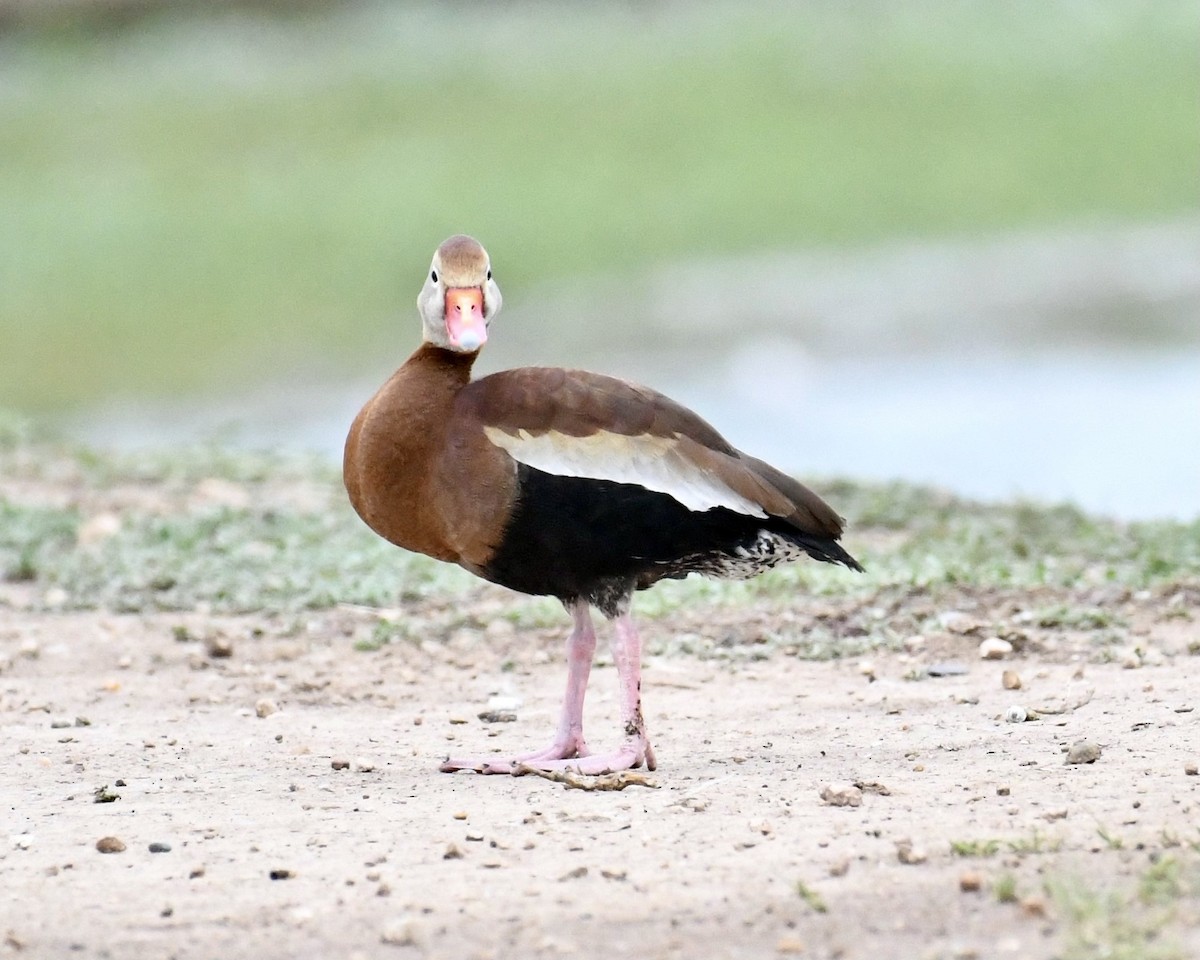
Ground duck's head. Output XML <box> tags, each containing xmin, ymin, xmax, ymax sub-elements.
<box><xmin>417</xmin><ymin>235</ymin><xmax>502</xmax><ymax>353</ymax></box>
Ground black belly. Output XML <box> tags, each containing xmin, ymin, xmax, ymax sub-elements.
<box><xmin>480</xmin><ymin>464</ymin><xmax>855</xmax><ymax>615</ymax></box>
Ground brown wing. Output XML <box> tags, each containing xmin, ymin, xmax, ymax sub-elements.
<box><xmin>458</xmin><ymin>367</ymin><xmax>845</xmax><ymax>540</ymax></box>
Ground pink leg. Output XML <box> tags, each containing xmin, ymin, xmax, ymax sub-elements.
<box><xmin>441</xmin><ymin>601</ymin><xmax>597</xmax><ymax>774</ymax></box>
<box><xmin>515</xmin><ymin>609</ymin><xmax>656</xmax><ymax>775</ymax></box>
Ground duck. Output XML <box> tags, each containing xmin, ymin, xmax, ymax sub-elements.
<box><xmin>343</xmin><ymin>235</ymin><xmax>863</xmax><ymax>775</ymax></box>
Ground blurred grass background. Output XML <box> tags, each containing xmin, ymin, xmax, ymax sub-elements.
<box><xmin>0</xmin><ymin>0</ymin><xmax>1197</xmax><ymax>412</ymax></box>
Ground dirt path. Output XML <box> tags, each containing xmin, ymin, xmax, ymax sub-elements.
<box><xmin>3</xmin><ymin>603</ymin><xmax>1198</xmax><ymax>959</ymax></box>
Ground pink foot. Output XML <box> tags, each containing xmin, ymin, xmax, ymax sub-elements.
<box><xmin>441</xmin><ymin>601</ymin><xmax>598</xmax><ymax>776</ymax></box>
<box><xmin>440</xmin><ymin>733</ymin><xmax>591</xmax><ymax>775</ymax></box>
<box><xmin>516</xmin><ymin>734</ymin><xmax>656</xmax><ymax>775</ymax></box>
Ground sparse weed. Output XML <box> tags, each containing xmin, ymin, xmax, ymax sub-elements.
<box><xmin>994</xmin><ymin>873</ymin><xmax>1018</xmax><ymax>903</ymax></box>
<box><xmin>1008</xmin><ymin>830</ymin><xmax>1062</xmax><ymax>856</ymax></box>
<box><xmin>1097</xmin><ymin>826</ymin><xmax>1126</xmax><ymax>851</ymax></box>
<box><xmin>950</xmin><ymin>839</ymin><xmax>1002</xmax><ymax>858</ymax></box>
<box><xmin>795</xmin><ymin>881</ymin><xmax>828</xmax><ymax>914</ymax></box>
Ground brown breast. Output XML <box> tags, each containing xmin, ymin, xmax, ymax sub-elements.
<box><xmin>343</xmin><ymin>344</ymin><xmax>516</xmax><ymax>571</ymax></box>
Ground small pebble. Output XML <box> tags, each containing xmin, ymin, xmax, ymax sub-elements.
<box><xmin>819</xmin><ymin>784</ymin><xmax>862</xmax><ymax>808</ymax></box>
<box><xmin>776</xmin><ymin>937</ymin><xmax>806</xmax><ymax>954</ymax></box>
<box><xmin>381</xmin><ymin>916</ymin><xmax>424</xmax><ymax>947</ymax></box>
<box><xmin>49</xmin><ymin>718</ymin><xmax>73</xmax><ymax>729</ymax></box>
<box><xmin>255</xmin><ymin>698</ymin><xmax>278</xmax><ymax>719</ymax></box>
<box><xmin>1185</xmin><ymin>763</ymin><xmax>1198</xmax><ymax>777</ymax></box>
<box><xmin>1066</xmin><ymin>740</ymin><xmax>1102</xmax><ymax>765</ymax></box>
<box><xmin>353</xmin><ymin>758</ymin><xmax>375</xmax><ymax>773</ymax></box>
<box><xmin>1021</xmin><ymin>895</ymin><xmax>1048</xmax><ymax>917</ymax></box>
<box><xmin>979</xmin><ymin>638</ymin><xmax>1013</xmax><ymax>660</ymax></box>
<box><xmin>959</xmin><ymin>871</ymin><xmax>983</xmax><ymax>892</ymax></box>
<box><xmin>896</xmin><ymin>840</ymin><xmax>927</xmax><ymax>865</ymax></box>
<box><xmin>443</xmin><ymin>843</ymin><xmax>465</xmax><ymax>860</ymax></box>
<box><xmin>997</xmin><ymin>785</ymin><xmax>1011</xmax><ymax>796</ymax></box>
<box><xmin>269</xmin><ymin>868</ymin><xmax>294</xmax><ymax>880</ymax></box>
<box><xmin>149</xmin><ymin>842</ymin><xmax>172</xmax><ymax>854</ymax></box>
<box><xmin>96</xmin><ymin>837</ymin><xmax>126</xmax><ymax>854</ymax></box>
<box><xmin>828</xmin><ymin>858</ymin><xmax>851</xmax><ymax>877</ymax></box>
<box><xmin>206</xmin><ymin>635</ymin><xmax>234</xmax><ymax>659</ymax></box>
<box><xmin>1004</xmin><ymin>706</ymin><xmax>1027</xmax><ymax>724</ymax></box>
<box><xmin>926</xmin><ymin>661</ymin><xmax>969</xmax><ymax>678</ymax></box>
<box><xmin>477</xmin><ymin>710</ymin><xmax>517</xmax><ymax>724</ymax></box>
<box><xmin>1001</xmin><ymin>670</ymin><xmax>1022</xmax><ymax>690</ymax></box>
<box><xmin>77</xmin><ymin>512</ymin><xmax>122</xmax><ymax>546</ymax></box>
<box><xmin>331</xmin><ymin>758</ymin><xmax>350</xmax><ymax>771</ymax></box>
<box><xmin>452</xmin><ymin>811</ymin><xmax>469</xmax><ymax>821</ymax></box>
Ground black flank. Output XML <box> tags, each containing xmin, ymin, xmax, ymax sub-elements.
<box><xmin>481</xmin><ymin>464</ymin><xmax>861</xmax><ymax>615</ymax></box>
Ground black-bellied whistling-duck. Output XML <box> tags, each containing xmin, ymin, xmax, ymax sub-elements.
<box><xmin>344</xmin><ymin>235</ymin><xmax>862</xmax><ymax>775</ymax></box>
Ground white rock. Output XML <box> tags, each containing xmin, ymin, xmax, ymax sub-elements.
<box><xmin>1004</xmin><ymin>705</ymin><xmax>1027</xmax><ymax>723</ymax></box>
<box><xmin>77</xmin><ymin>512</ymin><xmax>122</xmax><ymax>546</ymax></box>
<box><xmin>381</xmin><ymin>916</ymin><xmax>425</xmax><ymax>947</ymax></box>
<box><xmin>819</xmin><ymin>783</ymin><xmax>863</xmax><ymax>807</ymax></box>
<box><xmin>979</xmin><ymin>637</ymin><xmax>1013</xmax><ymax>660</ymax></box>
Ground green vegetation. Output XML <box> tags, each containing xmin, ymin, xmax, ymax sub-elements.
<box><xmin>1008</xmin><ymin>831</ymin><xmax>1063</xmax><ymax>857</ymax></box>
<box><xmin>1098</xmin><ymin>826</ymin><xmax>1127</xmax><ymax>851</ymax></box>
<box><xmin>1</xmin><ymin>1</ymin><xmax>1197</xmax><ymax>410</ymax></box>
<box><xmin>1048</xmin><ymin>857</ymin><xmax>1200</xmax><ymax>960</ymax></box>
<box><xmin>795</xmin><ymin>880</ymin><xmax>828</xmax><ymax>914</ymax></box>
<box><xmin>994</xmin><ymin>873</ymin><xmax>1018</xmax><ymax>904</ymax></box>
<box><xmin>950</xmin><ymin>838</ymin><xmax>1002</xmax><ymax>858</ymax></box>
<box><xmin>2</xmin><ymin>439</ymin><xmax>1197</xmax><ymax>634</ymax></box>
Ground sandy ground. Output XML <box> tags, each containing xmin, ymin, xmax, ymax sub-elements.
<box><xmin>2</xmin><ymin>593</ymin><xmax>1199</xmax><ymax>960</ymax></box>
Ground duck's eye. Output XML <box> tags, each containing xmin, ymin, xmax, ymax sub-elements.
<box><xmin>430</xmin><ymin>270</ymin><xmax>438</xmax><ymax>283</ymax></box>
<box><xmin>486</xmin><ymin>270</ymin><xmax>492</xmax><ymax>281</ymax></box>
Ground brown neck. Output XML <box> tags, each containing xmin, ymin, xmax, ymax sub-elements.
<box><xmin>342</xmin><ymin>342</ymin><xmax>479</xmax><ymax>561</ymax></box>
<box><xmin>406</xmin><ymin>342</ymin><xmax>479</xmax><ymax>382</ymax></box>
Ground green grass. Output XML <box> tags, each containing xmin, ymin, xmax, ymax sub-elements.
<box><xmin>795</xmin><ymin>880</ymin><xmax>828</xmax><ymax>914</ymax></box>
<box><xmin>1048</xmin><ymin>857</ymin><xmax>1200</xmax><ymax>960</ymax></box>
<box><xmin>3</xmin><ymin>438</ymin><xmax>1198</xmax><ymax>620</ymax></box>
<box><xmin>994</xmin><ymin>873</ymin><xmax>1019</xmax><ymax>904</ymax></box>
<box><xmin>1</xmin><ymin>0</ymin><xmax>1197</xmax><ymax>411</ymax></box>
<box><xmin>951</xmin><ymin>838</ymin><xmax>1002</xmax><ymax>859</ymax></box>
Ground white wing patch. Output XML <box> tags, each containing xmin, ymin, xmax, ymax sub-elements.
<box><xmin>483</xmin><ymin>427</ymin><xmax>767</xmax><ymax>517</ymax></box>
